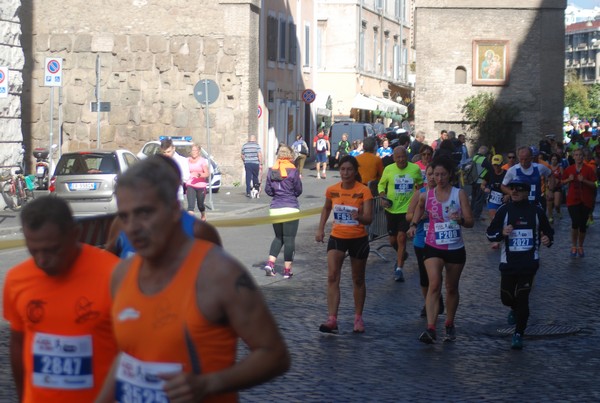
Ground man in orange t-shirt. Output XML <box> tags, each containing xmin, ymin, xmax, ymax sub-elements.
<box><xmin>2</xmin><ymin>196</ymin><xmax>119</xmax><ymax>403</ymax></box>
<box><xmin>356</xmin><ymin>136</ymin><xmax>384</xmax><ymax>188</ymax></box>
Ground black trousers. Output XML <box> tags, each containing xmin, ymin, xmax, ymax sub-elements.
<box><xmin>500</xmin><ymin>273</ymin><xmax>535</xmax><ymax>335</ymax></box>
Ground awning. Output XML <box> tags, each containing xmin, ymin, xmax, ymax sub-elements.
<box><xmin>369</xmin><ymin>95</ymin><xmax>408</xmax><ymax>115</ymax></box>
<box><xmin>351</xmin><ymin>93</ymin><xmax>380</xmax><ymax>111</ymax></box>
<box><xmin>314</xmin><ymin>92</ymin><xmax>332</xmax><ymax>117</ymax></box>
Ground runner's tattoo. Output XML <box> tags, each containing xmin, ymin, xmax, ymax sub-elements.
<box><xmin>235</xmin><ymin>272</ymin><xmax>257</xmax><ymax>291</ymax></box>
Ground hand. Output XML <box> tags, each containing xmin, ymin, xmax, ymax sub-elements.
<box><xmin>380</xmin><ymin>197</ymin><xmax>391</xmax><ymax>208</ymax></box>
<box><xmin>541</xmin><ymin>234</ymin><xmax>551</xmax><ymax>246</ymax></box>
<box><xmin>577</xmin><ymin>174</ymin><xmax>584</xmax><ymax>182</ymax></box>
<box><xmin>406</xmin><ymin>227</ymin><xmax>416</xmax><ymax>238</ymax></box>
<box><xmin>315</xmin><ymin>232</ymin><xmax>325</xmax><ymax>243</ymax></box>
<box><xmin>568</xmin><ymin>174</ymin><xmax>575</xmax><ymax>182</ymax></box>
<box><xmin>483</xmin><ymin>187</ymin><xmax>490</xmax><ymax>193</ymax></box>
<box><xmin>502</xmin><ymin>194</ymin><xmax>510</xmax><ymax>203</ymax></box>
<box><xmin>502</xmin><ymin>224</ymin><xmax>514</xmax><ymax>236</ymax></box>
<box><xmin>161</xmin><ymin>372</ymin><xmax>206</xmax><ymax>402</ymax></box>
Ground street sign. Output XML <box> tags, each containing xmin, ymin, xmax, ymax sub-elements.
<box><xmin>258</xmin><ymin>105</ymin><xmax>263</xmax><ymax>118</ymax></box>
<box><xmin>0</xmin><ymin>66</ymin><xmax>8</xmax><ymax>98</ymax></box>
<box><xmin>193</xmin><ymin>79</ymin><xmax>219</xmax><ymax>105</ymax></box>
<box><xmin>44</xmin><ymin>57</ymin><xmax>63</xmax><ymax>87</ymax></box>
<box><xmin>91</xmin><ymin>102</ymin><xmax>111</xmax><ymax>112</ymax></box>
<box><xmin>301</xmin><ymin>89</ymin><xmax>316</xmax><ymax>104</ymax></box>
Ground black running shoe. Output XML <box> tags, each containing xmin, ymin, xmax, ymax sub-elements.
<box><xmin>419</xmin><ymin>329</ymin><xmax>436</xmax><ymax>344</ymax></box>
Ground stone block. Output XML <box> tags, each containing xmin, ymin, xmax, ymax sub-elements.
<box><xmin>91</xmin><ymin>34</ymin><xmax>115</xmax><ymax>53</ymax></box>
<box><xmin>172</xmin><ymin>108</ymin><xmax>189</xmax><ymax>128</ymax></box>
<box><xmin>128</xmin><ymin>72</ymin><xmax>141</xmax><ymax>90</ymax></box>
<box><xmin>173</xmin><ymin>54</ymin><xmax>198</xmax><ymax>72</ymax></box>
<box><xmin>112</xmin><ymin>35</ymin><xmax>128</xmax><ymax>54</ymax></box>
<box><xmin>143</xmin><ymin>71</ymin><xmax>159</xmax><ymax>89</ymax></box>
<box><xmin>149</xmin><ymin>36</ymin><xmax>167</xmax><ymax>53</ymax></box>
<box><xmin>114</xmin><ymin>54</ymin><xmax>135</xmax><ymax>72</ymax></box>
<box><xmin>73</xmin><ymin>35</ymin><xmax>92</xmax><ymax>52</ymax></box>
<box><xmin>188</xmin><ymin>37</ymin><xmax>202</xmax><ymax>55</ymax></box>
<box><xmin>33</xmin><ymin>34</ymin><xmax>50</xmax><ymax>52</ymax></box>
<box><xmin>135</xmin><ymin>53</ymin><xmax>153</xmax><ymax>71</ymax></box>
<box><xmin>1</xmin><ymin>22</ymin><xmax>21</xmax><ymax>46</ymax></box>
<box><xmin>108</xmin><ymin>105</ymin><xmax>130</xmax><ymax>125</ymax></box>
<box><xmin>170</xmin><ymin>36</ymin><xmax>187</xmax><ymax>54</ymax></box>
<box><xmin>0</xmin><ymin>46</ymin><xmax>24</xmax><ymax>68</ymax></box>
<box><xmin>30</xmin><ymin>105</ymin><xmax>42</xmax><ymax>123</ymax></box>
<box><xmin>75</xmin><ymin>123</ymin><xmax>90</xmax><ymax>142</ymax></box>
<box><xmin>62</xmin><ymin>104</ymin><xmax>80</xmax><ymax>124</ymax></box>
<box><xmin>130</xmin><ymin>35</ymin><xmax>148</xmax><ymax>52</ymax></box>
<box><xmin>76</xmin><ymin>52</ymin><xmax>97</xmax><ymax>69</ymax></box>
<box><xmin>158</xmin><ymin>105</ymin><xmax>173</xmax><ymax>124</ymax></box>
<box><xmin>223</xmin><ymin>37</ymin><xmax>238</xmax><ymax>55</ymax></box>
<box><xmin>129</xmin><ymin>107</ymin><xmax>141</xmax><ymax>125</ymax></box>
<box><xmin>49</xmin><ymin>34</ymin><xmax>72</xmax><ymax>52</ymax></box>
<box><xmin>66</xmin><ymin>87</ymin><xmax>89</xmax><ymax>105</ymax></box>
<box><xmin>203</xmin><ymin>38</ymin><xmax>220</xmax><ymax>56</ymax></box>
<box><xmin>200</xmin><ymin>55</ymin><xmax>217</xmax><ymax>75</ymax></box>
<box><xmin>218</xmin><ymin>55</ymin><xmax>236</xmax><ymax>73</ymax></box>
<box><xmin>121</xmin><ymin>92</ymin><xmax>141</xmax><ymax>106</ymax></box>
<box><xmin>107</xmin><ymin>72</ymin><xmax>123</xmax><ymax>89</ymax></box>
<box><xmin>155</xmin><ymin>53</ymin><xmax>172</xmax><ymax>73</ymax></box>
<box><xmin>141</xmin><ymin>103</ymin><xmax>161</xmax><ymax>124</ymax></box>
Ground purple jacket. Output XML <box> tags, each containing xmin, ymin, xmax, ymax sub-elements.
<box><xmin>265</xmin><ymin>167</ymin><xmax>302</xmax><ymax>209</ymax></box>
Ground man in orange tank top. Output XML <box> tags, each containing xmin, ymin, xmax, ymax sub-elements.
<box><xmin>3</xmin><ymin>196</ymin><xmax>120</xmax><ymax>403</ymax></box>
<box><xmin>96</xmin><ymin>156</ymin><xmax>289</xmax><ymax>403</ymax></box>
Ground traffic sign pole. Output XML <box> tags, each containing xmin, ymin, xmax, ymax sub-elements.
<box><xmin>204</xmin><ymin>79</ymin><xmax>213</xmax><ymax>210</ymax></box>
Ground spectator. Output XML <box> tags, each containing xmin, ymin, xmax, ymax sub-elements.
<box><xmin>263</xmin><ymin>145</ymin><xmax>303</xmax><ymax>279</ymax></box>
<box><xmin>186</xmin><ymin>144</ymin><xmax>209</xmax><ymax>221</ymax></box>
<box><xmin>292</xmin><ymin>134</ymin><xmax>309</xmax><ymax>177</ymax></box>
<box><xmin>470</xmin><ymin>146</ymin><xmax>492</xmax><ymax>220</ymax></box>
<box><xmin>313</xmin><ymin>128</ymin><xmax>331</xmax><ymax>179</ymax></box>
<box><xmin>356</xmin><ymin>136</ymin><xmax>383</xmax><ymax>186</ymax></box>
<box><xmin>241</xmin><ymin>135</ymin><xmax>263</xmax><ymax>197</ymax></box>
<box><xmin>409</xmin><ymin>131</ymin><xmax>426</xmax><ymax>160</ymax></box>
<box><xmin>431</xmin><ymin>129</ymin><xmax>448</xmax><ymax>151</ymax></box>
<box><xmin>335</xmin><ymin>133</ymin><xmax>351</xmax><ymax>166</ymax></box>
<box><xmin>160</xmin><ymin>137</ymin><xmax>190</xmax><ymax>204</ymax></box>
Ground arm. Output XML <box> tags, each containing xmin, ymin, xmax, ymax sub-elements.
<box><xmin>9</xmin><ymin>330</ymin><xmax>24</xmax><ymax>402</ymax></box>
<box><xmin>405</xmin><ymin>190</ymin><xmax>421</xmax><ymax>223</ymax></box>
<box><xmin>537</xmin><ymin>206</ymin><xmax>554</xmax><ymax>247</ymax></box>
<box><xmin>162</xmin><ymin>250</ymin><xmax>290</xmax><ymax>400</ymax></box>
<box><xmin>406</xmin><ymin>192</ymin><xmax>426</xmax><ymax>238</ymax></box>
<box><xmin>264</xmin><ymin>170</ymin><xmax>274</xmax><ymax>197</ymax></box>
<box><xmin>258</xmin><ymin>149</ymin><xmax>263</xmax><ymax>166</ymax></box>
<box><xmin>315</xmin><ymin>198</ymin><xmax>333</xmax><ymax>243</ymax></box>
<box><xmin>354</xmin><ymin>197</ymin><xmax>373</xmax><ymax>226</ymax></box>
<box><xmin>104</xmin><ymin>216</ymin><xmax>123</xmax><ymax>256</ymax></box>
<box><xmin>458</xmin><ymin>189</ymin><xmax>474</xmax><ymax>228</ymax></box>
<box><xmin>486</xmin><ymin>205</ymin><xmax>507</xmax><ymax>242</ymax></box>
<box><xmin>94</xmin><ymin>354</ymin><xmax>120</xmax><ymax>403</ymax></box>
<box><xmin>294</xmin><ymin>172</ymin><xmax>303</xmax><ymax>197</ymax></box>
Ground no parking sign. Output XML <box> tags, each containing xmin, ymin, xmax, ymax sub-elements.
<box><xmin>44</xmin><ymin>57</ymin><xmax>63</xmax><ymax>87</ymax></box>
<box><xmin>0</xmin><ymin>67</ymin><xmax>8</xmax><ymax>98</ymax></box>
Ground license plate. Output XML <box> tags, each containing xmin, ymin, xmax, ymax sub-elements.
<box><xmin>68</xmin><ymin>182</ymin><xmax>97</xmax><ymax>191</ymax></box>
<box><xmin>36</xmin><ymin>166</ymin><xmax>45</xmax><ymax>175</ymax></box>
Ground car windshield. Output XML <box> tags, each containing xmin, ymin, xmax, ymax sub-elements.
<box><xmin>56</xmin><ymin>154</ymin><xmax>118</xmax><ymax>175</ymax></box>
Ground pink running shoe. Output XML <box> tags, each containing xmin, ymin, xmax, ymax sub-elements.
<box><xmin>319</xmin><ymin>317</ymin><xmax>338</xmax><ymax>334</ymax></box>
<box><xmin>353</xmin><ymin>316</ymin><xmax>365</xmax><ymax>333</ymax></box>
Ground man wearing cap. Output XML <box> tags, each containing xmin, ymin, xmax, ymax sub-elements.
<box><xmin>539</xmin><ymin>135</ymin><xmax>555</xmax><ymax>156</ymax></box>
<box><xmin>486</xmin><ymin>178</ymin><xmax>553</xmax><ymax>350</ymax></box>
<box><xmin>501</xmin><ymin>146</ymin><xmax>552</xmax><ymax>208</ymax></box>
<box><xmin>470</xmin><ymin>146</ymin><xmax>492</xmax><ymax>220</ymax></box>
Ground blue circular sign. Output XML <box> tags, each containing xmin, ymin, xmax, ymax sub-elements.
<box><xmin>47</xmin><ymin>60</ymin><xmax>61</xmax><ymax>74</ymax></box>
<box><xmin>302</xmin><ymin>89</ymin><xmax>316</xmax><ymax>104</ymax></box>
<box><xmin>0</xmin><ymin>70</ymin><xmax>5</xmax><ymax>83</ymax></box>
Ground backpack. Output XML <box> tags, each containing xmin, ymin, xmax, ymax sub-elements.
<box><xmin>316</xmin><ymin>137</ymin><xmax>328</xmax><ymax>152</ymax></box>
<box><xmin>464</xmin><ymin>154</ymin><xmax>486</xmax><ymax>184</ymax></box>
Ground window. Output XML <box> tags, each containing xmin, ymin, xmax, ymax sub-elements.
<box><xmin>304</xmin><ymin>24</ymin><xmax>310</xmax><ymax>67</ymax></box>
<box><xmin>317</xmin><ymin>24</ymin><xmax>324</xmax><ymax>68</ymax></box>
<box><xmin>384</xmin><ymin>32</ymin><xmax>390</xmax><ymax>77</ymax></box>
<box><xmin>289</xmin><ymin>23</ymin><xmax>297</xmax><ymax>65</ymax></box>
<box><xmin>393</xmin><ymin>36</ymin><xmax>399</xmax><ymax>81</ymax></box>
<box><xmin>279</xmin><ymin>18</ymin><xmax>287</xmax><ymax>62</ymax></box>
<box><xmin>375</xmin><ymin>0</ymin><xmax>384</xmax><ymax>11</ymax></box>
<box><xmin>395</xmin><ymin>0</ymin><xmax>401</xmax><ymax>19</ymax></box>
<box><xmin>359</xmin><ymin>21</ymin><xmax>367</xmax><ymax>71</ymax></box>
<box><xmin>373</xmin><ymin>27</ymin><xmax>378</xmax><ymax>73</ymax></box>
<box><xmin>267</xmin><ymin>16</ymin><xmax>278</xmax><ymax>62</ymax></box>
<box><xmin>455</xmin><ymin>66</ymin><xmax>467</xmax><ymax>84</ymax></box>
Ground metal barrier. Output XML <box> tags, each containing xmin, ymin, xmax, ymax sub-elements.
<box><xmin>367</xmin><ymin>196</ymin><xmax>393</xmax><ymax>261</ymax></box>
<box><xmin>76</xmin><ymin>214</ymin><xmax>115</xmax><ymax>247</ymax></box>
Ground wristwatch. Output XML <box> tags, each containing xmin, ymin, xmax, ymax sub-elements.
<box><xmin>410</xmin><ymin>222</ymin><xmax>418</xmax><ymax>228</ymax></box>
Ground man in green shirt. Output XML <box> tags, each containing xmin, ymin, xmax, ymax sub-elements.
<box><xmin>378</xmin><ymin>146</ymin><xmax>423</xmax><ymax>282</ymax></box>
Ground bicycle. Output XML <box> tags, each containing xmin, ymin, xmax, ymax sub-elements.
<box><xmin>0</xmin><ymin>169</ymin><xmax>35</xmax><ymax>211</ymax></box>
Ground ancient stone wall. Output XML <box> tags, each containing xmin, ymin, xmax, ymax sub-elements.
<box><xmin>415</xmin><ymin>0</ymin><xmax>566</xmax><ymax>152</ymax></box>
<box><xmin>22</xmin><ymin>0</ymin><xmax>260</xmax><ymax>183</ymax></box>
<box><xmin>0</xmin><ymin>0</ymin><xmax>24</xmax><ymax>172</ymax></box>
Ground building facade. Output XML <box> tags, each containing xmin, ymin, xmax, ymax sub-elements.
<box><xmin>415</xmin><ymin>0</ymin><xmax>566</xmax><ymax>150</ymax></box>
<box><xmin>565</xmin><ymin>19</ymin><xmax>600</xmax><ymax>84</ymax></box>
<box><xmin>315</xmin><ymin>0</ymin><xmax>413</xmax><ymax>125</ymax></box>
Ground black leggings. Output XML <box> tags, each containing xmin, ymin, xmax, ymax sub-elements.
<box><xmin>500</xmin><ymin>273</ymin><xmax>535</xmax><ymax>335</ymax></box>
<box><xmin>568</xmin><ymin>203</ymin><xmax>591</xmax><ymax>232</ymax></box>
<box><xmin>269</xmin><ymin>219</ymin><xmax>299</xmax><ymax>261</ymax></box>
<box><xmin>186</xmin><ymin>187</ymin><xmax>206</xmax><ymax>213</ymax></box>
<box><xmin>414</xmin><ymin>246</ymin><xmax>428</xmax><ymax>288</ymax></box>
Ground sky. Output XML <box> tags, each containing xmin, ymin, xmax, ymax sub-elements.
<box><xmin>570</xmin><ymin>0</ymin><xmax>600</xmax><ymax>8</ymax></box>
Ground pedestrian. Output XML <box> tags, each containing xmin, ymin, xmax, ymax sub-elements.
<box><xmin>96</xmin><ymin>156</ymin><xmax>290</xmax><ymax>402</ymax></box>
<box><xmin>486</xmin><ymin>178</ymin><xmax>554</xmax><ymax>350</ymax></box>
<box><xmin>415</xmin><ymin>145</ymin><xmax>434</xmax><ymax>182</ymax></box>
<box><xmin>263</xmin><ymin>145</ymin><xmax>303</xmax><ymax>279</ymax></box>
<box><xmin>186</xmin><ymin>143</ymin><xmax>209</xmax><ymax>220</ymax></box>
<box><xmin>3</xmin><ymin>196</ymin><xmax>120</xmax><ymax>402</ymax></box>
<box><xmin>406</xmin><ymin>164</ymin><xmax>444</xmax><ymax>317</ymax></box>
<box><xmin>241</xmin><ymin>134</ymin><xmax>263</xmax><ymax>197</ymax></box>
<box><xmin>501</xmin><ymin>146</ymin><xmax>552</xmax><ymax>208</ymax></box>
<box><xmin>470</xmin><ymin>145</ymin><xmax>492</xmax><ymax>220</ymax></box>
<box><xmin>378</xmin><ymin>146</ymin><xmax>423</xmax><ymax>282</ymax></box>
<box><xmin>561</xmin><ymin>148</ymin><xmax>597</xmax><ymax>257</ymax></box>
<box><xmin>335</xmin><ymin>133</ymin><xmax>351</xmax><ymax>166</ymax></box>
<box><xmin>160</xmin><ymin>137</ymin><xmax>190</xmax><ymax>204</ymax></box>
<box><xmin>501</xmin><ymin>150</ymin><xmax>517</xmax><ymax>171</ymax></box>
<box><xmin>356</xmin><ymin>136</ymin><xmax>383</xmax><ymax>187</ymax></box>
<box><xmin>349</xmin><ymin>139</ymin><xmax>363</xmax><ymax>157</ymax></box>
<box><xmin>377</xmin><ymin>138</ymin><xmax>393</xmax><ymax>159</ymax></box>
<box><xmin>481</xmin><ymin>154</ymin><xmax>508</xmax><ymax>249</ymax></box>
<box><xmin>313</xmin><ymin>128</ymin><xmax>330</xmax><ymax>179</ymax></box>
<box><xmin>546</xmin><ymin>152</ymin><xmax>564</xmax><ymax>222</ymax></box>
<box><xmin>409</xmin><ymin>131</ymin><xmax>425</xmax><ymax>160</ymax></box>
<box><xmin>457</xmin><ymin>134</ymin><xmax>470</xmax><ymax>168</ymax></box>
<box><xmin>292</xmin><ymin>134</ymin><xmax>309</xmax><ymax>177</ymax></box>
<box><xmin>316</xmin><ymin>155</ymin><xmax>373</xmax><ymax>334</ymax></box>
<box><xmin>407</xmin><ymin>157</ymin><xmax>474</xmax><ymax>344</ymax></box>
<box><xmin>431</xmin><ymin>129</ymin><xmax>448</xmax><ymax>151</ymax></box>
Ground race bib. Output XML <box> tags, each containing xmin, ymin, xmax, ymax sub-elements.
<box><xmin>333</xmin><ymin>204</ymin><xmax>358</xmax><ymax>225</ymax></box>
<box><xmin>489</xmin><ymin>190</ymin><xmax>503</xmax><ymax>205</ymax></box>
<box><xmin>508</xmin><ymin>229</ymin><xmax>534</xmax><ymax>252</ymax></box>
<box><xmin>434</xmin><ymin>222</ymin><xmax>461</xmax><ymax>245</ymax></box>
<box><xmin>394</xmin><ymin>176</ymin><xmax>414</xmax><ymax>194</ymax></box>
<box><xmin>32</xmin><ymin>333</ymin><xmax>93</xmax><ymax>390</ymax></box>
<box><xmin>115</xmin><ymin>353</ymin><xmax>183</xmax><ymax>403</ymax></box>
<box><xmin>528</xmin><ymin>184</ymin><xmax>536</xmax><ymax>201</ymax></box>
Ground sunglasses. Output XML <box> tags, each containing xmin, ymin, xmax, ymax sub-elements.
<box><xmin>507</xmin><ymin>155</ymin><xmax>515</xmax><ymax>159</ymax></box>
<box><xmin>509</xmin><ymin>185</ymin><xmax>528</xmax><ymax>191</ymax></box>
<box><xmin>422</xmin><ymin>152</ymin><xmax>432</xmax><ymax>156</ymax></box>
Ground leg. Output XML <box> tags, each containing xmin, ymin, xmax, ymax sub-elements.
<box><xmin>350</xmin><ymin>256</ymin><xmax>368</xmax><ymax>317</ymax></box>
<box><xmin>251</xmin><ymin>163</ymin><xmax>260</xmax><ymax>189</ymax></box>
<box><xmin>424</xmin><ymin>257</ymin><xmax>444</xmax><ymax>328</ymax></box>
<box><xmin>326</xmin><ymin>249</ymin><xmax>346</xmax><ymax>318</ymax></box>
<box><xmin>244</xmin><ymin>163</ymin><xmax>253</xmax><ymax>195</ymax></box>
<box><xmin>268</xmin><ymin>222</ymin><xmax>285</xmax><ymax>262</ymax></box>
<box><xmin>513</xmin><ymin>274</ymin><xmax>534</xmax><ymax>335</ymax></box>
<box><xmin>282</xmin><ymin>220</ymin><xmax>299</xmax><ymax>272</ymax></box>
<box><xmin>186</xmin><ymin>186</ymin><xmax>197</xmax><ymax>213</ymax></box>
<box><xmin>444</xmin><ymin>262</ymin><xmax>465</xmax><ymax>325</ymax></box>
<box><xmin>396</xmin><ymin>231</ymin><xmax>407</xmax><ymax>267</ymax></box>
<box><xmin>197</xmin><ymin>188</ymin><xmax>206</xmax><ymax>220</ymax></box>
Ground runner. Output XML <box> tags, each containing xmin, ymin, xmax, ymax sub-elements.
<box><xmin>378</xmin><ymin>146</ymin><xmax>423</xmax><ymax>282</ymax></box>
<box><xmin>407</xmin><ymin>157</ymin><xmax>474</xmax><ymax>343</ymax></box>
<box><xmin>481</xmin><ymin>154</ymin><xmax>508</xmax><ymax>249</ymax></box>
<box><xmin>546</xmin><ymin>152</ymin><xmax>564</xmax><ymax>222</ymax></box>
<box><xmin>486</xmin><ymin>178</ymin><xmax>554</xmax><ymax>350</ymax></box>
<box><xmin>561</xmin><ymin>148</ymin><xmax>597</xmax><ymax>257</ymax></box>
<box><xmin>3</xmin><ymin>196</ymin><xmax>120</xmax><ymax>403</ymax></box>
<box><xmin>316</xmin><ymin>155</ymin><xmax>373</xmax><ymax>334</ymax></box>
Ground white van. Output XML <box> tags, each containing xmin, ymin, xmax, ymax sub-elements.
<box><xmin>327</xmin><ymin>121</ymin><xmax>375</xmax><ymax>167</ymax></box>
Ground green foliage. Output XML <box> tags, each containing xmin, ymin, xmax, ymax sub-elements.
<box><xmin>460</xmin><ymin>92</ymin><xmax>520</xmax><ymax>150</ymax></box>
<box><xmin>564</xmin><ymin>77</ymin><xmax>591</xmax><ymax>119</ymax></box>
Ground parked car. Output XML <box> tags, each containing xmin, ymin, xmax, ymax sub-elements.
<box><xmin>49</xmin><ymin>149</ymin><xmax>138</xmax><ymax>216</ymax></box>
<box><xmin>137</xmin><ymin>136</ymin><xmax>221</xmax><ymax>192</ymax></box>
<box><xmin>327</xmin><ymin>121</ymin><xmax>375</xmax><ymax>167</ymax></box>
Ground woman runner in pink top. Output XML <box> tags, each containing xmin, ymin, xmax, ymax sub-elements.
<box><xmin>186</xmin><ymin>144</ymin><xmax>210</xmax><ymax>220</ymax></box>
